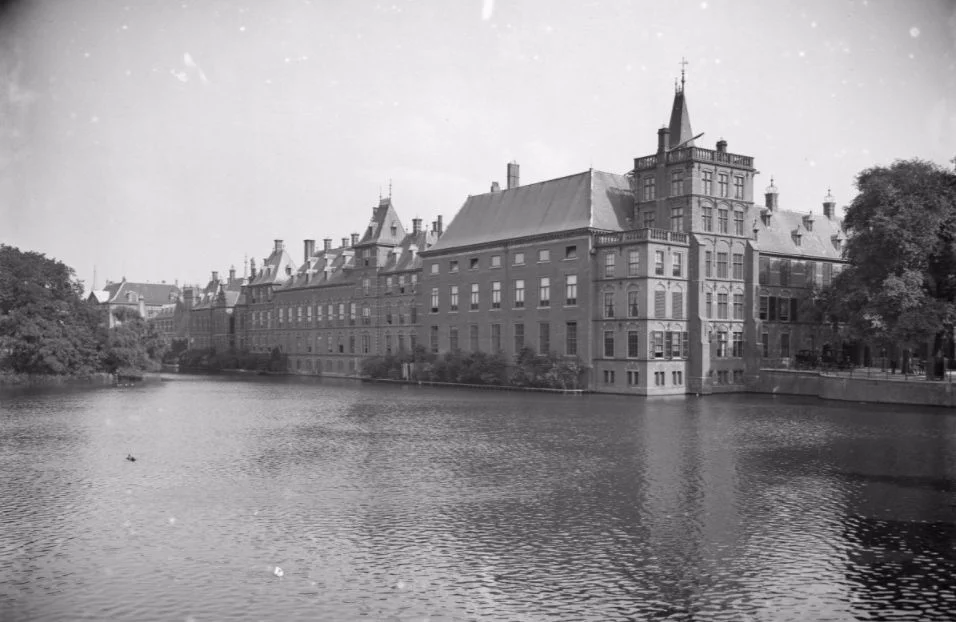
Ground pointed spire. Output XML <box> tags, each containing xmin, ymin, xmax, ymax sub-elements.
<box><xmin>667</xmin><ymin>81</ymin><xmax>694</xmax><ymax>149</ymax></box>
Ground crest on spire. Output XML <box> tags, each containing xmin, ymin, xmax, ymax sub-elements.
<box><xmin>668</xmin><ymin>58</ymin><xmax>694</xmax><ymax>149</ymax></box>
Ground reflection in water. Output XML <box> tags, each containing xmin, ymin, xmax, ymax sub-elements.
<box><xmin>0</xmin><ymin>380</ymin><xmax>954</xmax><ymax>621</ymax></box>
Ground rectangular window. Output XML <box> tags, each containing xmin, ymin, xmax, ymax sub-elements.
<box><xmin>716</xmin><ymin>330</ymin><xmax>728</xmax><ymax>357</ymax></box>
<box><xmin>671</xmin><ymin>170</ymin><xmax>683</xmax><ymax>196</ymax></box>
<box><xmin>671</xmin><ymin>331</ymin><xmax>682</xmax><ymax>359</ymax></box>
<box><xmin>627</xmin><ymin>370</ymin><xmax>639</xmax><ymax>386</ymax></box>
<box><xmin>705</xmin><ymin>250</ymin><xmax>713</xmax><ymax>278</ymax></box>
<box><xmin>703</xmin><ymin>206</ymin><xmax>713</xmax><ymax>232</ymax></box>
<box><xmin>733</xmin><ymin>293</ymin><xmax>744</xmax><ymax>319</ymax></box>
<box><xmin>514</xmin><ymin>323</ymin><xmax>525</xmax><ymax>352</ymax></box>
<box><xmin>655</xmin><ymin>250</ymin><xmax>664</xmax><ymax>275</ymax></box>
<box><xmin>643</xmin><ymin>177</ymin><xmax>656</xmax><ymax>201</ymax></box>
<box><xmin>654</xmin><ymin>290</ymin><xmax>666</xmax><ymax>318</ymax></box>
<box><xmin>411</xmin><ymin>306</ymin><xmax>417</xmax><ymax>324</ymax></box>
<box><xmin>565</xmin><ymin>275</ymin><xmax>577</xmax><ymax>306</ymax></box>
<box><xmin>780</xmin><ymin>259</ymin><xmax>791</xmax><ymax>287</ymax></box>
<box><xmin>604</xmin><ymin>252</ymin><xmax>615</xmax><ymax>278</ymax></box>
<box><xmin>349</xmin><ymin>335</ymin><xmax>355</xmax><ymax>354</ymax></box>
<box><xmin>386</xmin><ymin>276</ymin><xmax>394</xmax><ymax>291</ymax></box>
<box><xmin>718</xmin><ymin>293</ymin><xmax>729</xmax><ymax>319</ymax></box>
<box><xmin>717</xmin><ymin>252</ymin><xmax>728</xmax><ymax>278</ymax></box>
<box><xmin>565</xmin><ymin>245</ymin><xmax>576</xmax><ymax>260</ymax></box>
<box><xmin>430</xmin><ymin>263</ymin><xmax>439</xmax><ymax>274</ymax></box>
<box><xmin>362</xmin><ymin>304</ymin><xmax>370</xmax><ymax>325</ymax></box>
<box><xmin>514</xmin><ymin>279</ymin><xmax>525</xmax><ymax>308</ymax></box>
<box><xmin>672</xmin><ymin>252</ymin><xmax>683</xmax><ymax>277</ymax></box>
<box><xmin>718</xmin><ymin>209</ymin><xmax>729</xmax><ymax>233</ymax></box>
<box><xmin>470</xmin><ymin>324</ymin><xmax>479</xmax><ymax>351</ymax></box>
<box><xmin>703</xmin><ymin>170</ymin><xmax>713</xmax><ymax>195</ymax></box>
<box><xmin>652</xmin><ymin>331</ymin><xmax>664</xmax><ymax>359</ymax></box>
<box><xmin>604</xmin><ymin>331</ymin><xmax>614</xmax><ymax>358</ymax></box>
<box><xmin>604</xmin><ymin>292</ymin><xmax>615</xmax><ymax>318</ymax></box>
<box><xmin>538</xmin><ymin>277</ymin><xmax>550</xmax><ymax>307</ymax></box>
<box><xmin>781</xmin><ymin>333</ymin><xmax>791</xmax><ymax>358</ymax></box>
<box><xmin>514</xmin><ymin>251</ymin><xmax>525</xmax><ymax>265</ymax></box>
<box><xmin>538</xmin><ymin>249</ymin><xmax>550</xmax><ymax>262</ymax></box>
<box><xmin>398</xmin><ymin>275</ymin><xmax>406</xmax><ymax>293</ymax></box>
<box><xmin>458</xmin><ymin>285</ymin><xmax>472</xmax><ymax>314</ymax></box>
<box><xmin>539</xmin><ymin>322</ymin><xmax>550</xmax><ymax>354</ymax></box>
<box><xmin>385</xmin><ymin>334</ymin><xmax>392</xmax><ymax>355</ymax></box>
<box><xmin>469</xmin><ymin>257</ymin><xmax>479</xmax><ymax>270</ymax></box>
<box><xmin>672</xmin><ymin>291</ymin><xmax>683</xmax><ymax>319</ymax></box>
<box><xmin>362</xmin><ymin>277</ymin><xmax>370</xmax><ymax>296</ymax></box>
<box><xmin>349</xmin><ymin>303</ymin><xmax>356</xmax><ymax>325</ymax></box>
<box><xmin>628</xmin><ymin>250</ymin><xmax>640</xmax><ymax>276</ymax></box>
<box><xmin>491</xmin><ymin>323</ymin><xmax>501</xmax><ymax>351</ymax></box>
<box><xmin>732</xmin><ymin>331</ymin><xmax>744</xmax><ymax>357</ymax></box>
<box><xmin>759</xmin><ymin>257</ymin><xmax>770</xmax><ymax>285</ymax></box>
<box><xmin>431</xmin><ymin>288</ymin><xmax>439</xmax><ymax>313</ymax></box>
<box><xmin>628</xmin><ymin>290</ymin><xmax>640</xmax><ymax>317</ymax></box>
<box><xmin>338</xmin><ymin>303</ymin><xmax>345</xmax><ymax>321</ymax></box>
<box><xmin>450</xmin><ymin>285</ymin><xmax>459</xmax><ymax>312</ymax></box>
<box><xmin>565</xmin><ymin>321</ymin><xmax>577</xmax><ymax>356</ymax></box>
<box><xmin>761</xmin><ymin>332</ymin><xmax>769</xmax><ymax>357</ymax></box>
<box><xmin>734</xmin><ymin>210</ymin><xmax>744</xmax><ymax>236</ymax></box>
<box><xmin>449</xmin><ymin>327</ymin><xmax>459</xmax><ymax>351</ymax></box>
<box><xmin>718</xmin><ymin>173</ymin><xmax>728</xmax><ymax>197</ymax></box>
<box><xmin>362</xmin><ymin>333</ymin><xmax>370</xmax><ymax>354</ymax></box>
<box><xmin>449</xmin><ymin>260</ymin><xmax>459</xmax><ymax>273</ymax></box>
<box><xmin>603</xmin><ymin>370</ymin><xmax>616</xmax><ymax>384</ymax></box>
<box><xmin>643</xmin><ymin>211</ymin><xmax>655</xmax><ymax>228</ymax></box>
<box><xmin>492</xmin><ymin>281</ymin><xmax>501</xmax><ymax>309</ymax></box>
<box><xmin>706</xmin><ymin>292</ymin><xmax>713</xmax><ymax>318</ymax></box>
<box><xmin>734</xmin><ymin>176</ymin><xmax>744</xmax><ymax>199</ymax></box>
<box><xmin>671</xmin><ymin>206</ymin><xmax>684</xmax><ymax>232</ymax></box>
<box><xmin>732</xmin><ymin>253</ymin><xmax>744</xmax><ymax>279</ymax></box>
<box><xmin>779</xmin><ymin>296</ymin><xmax>790</xmax><ymax>321</ymax></box>
<box><xmin>627</xmin><ymin>331</ymin><xmax>639</xmax><ymax>358</ymax></box>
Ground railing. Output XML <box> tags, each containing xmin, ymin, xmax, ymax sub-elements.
<box><xmin>634</xmin><ymin>147</ymin><xmax>754</xmax><ymax>171</ymax></box>
<box><xmin>596</xmin><ymin>229</ymin><xmax>688</xmax><ymax>245</ymax></box>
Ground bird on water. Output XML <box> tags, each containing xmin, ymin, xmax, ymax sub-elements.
<box><xmin>126</xmin><ymin>453</ymin><xmax>136</xmax><ymax>462</ymax></box>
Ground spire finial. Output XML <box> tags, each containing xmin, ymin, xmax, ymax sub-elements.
<box><xmin>679</xmin><ymin>57</ymin><xmax>688</xmax><ymax>92</ymax></box>
<box><xmin>388</xmin><ymin>178</ymin><xmax>393</xmax><ymax>199</ymax></box>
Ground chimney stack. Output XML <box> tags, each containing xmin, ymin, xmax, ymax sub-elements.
<box><xmin>304</xmin><ymin>239</ymin><xmax>315</xmax><ymax>261</ymax></box>
<box><xmin>764</xmin><ymin>177</ymin><xmax>779</xmax><ymax>211</ymax></box>
<box><xmin>657</xmin><ymin>126</ymin><xmax>670</xmax><ymax>154</ymax></box>
<box><xmin>211</xmin><ymin>271</ymin><xmax>219</xmax><ymax>282</ymax></box>
<box><xmin>436</xmin><ymin>214</ymin><xmax>443</xmax><ymax>235</ymax></box>
<box><xmin>351</xmin><ymin>233</ymin><xmax>359</xmax><ymax>247</ymax></box>
<box><xmin>323</xmin><ymin>238</ymin><xmax>332</xmax><ymax>251</ymax></box>
<box><xmin>822</xmin><ymin>189</ymin><xmax>836</xmax><ymax>220</ymax></box>
<box><xmin>249</xmin><ymin>258</ymin><xmax>257</xmax><ymax>278</ymax></box>
<box><xmin>229</xmin><ymin>265</ymin><xmax>236</xmax><ymax>281</ymax></box>
<box><xmin>412</xmin><ymin>218</ymin><xmax>421</xmax><ymax>234</ymax></box>
<box><xmin>716</xmin><ymin>139</ymin><xmax>727</xmax><ymax>153</ymax></box>
<box><xmin>491</xmin><ymin>181</ymin><xmax>501</xmax><ymax>193</ymax></box>
<box><xmin>506</xmin><ymin>161</ymin><xmax>520</xmax><ymax>190</ymax></box>
<box><xmin>341</xmin><ymin>237</ymin><xmax>349</xmax><ymax>248</ymax></box>
<box><xmin>274</xmin><ymin>239</ymin><xmax>284</xmax><ymax>253</ymax></box>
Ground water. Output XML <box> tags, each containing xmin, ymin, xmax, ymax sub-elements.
<box><xmin>1</xmin><ymin>376</ymin><xmax>954</xmax><ymax>621</ymax></box>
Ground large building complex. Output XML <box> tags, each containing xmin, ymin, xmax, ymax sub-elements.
<box><xmin>162</xmin><ymin>78</ymin><xmax>847</xmax><ymax>394</ymax></box>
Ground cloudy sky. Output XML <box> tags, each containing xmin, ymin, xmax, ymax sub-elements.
<box><xmin>1</xmin><ymin>0</ymin><xmax>954</xmax><ymax>291</ymax></box>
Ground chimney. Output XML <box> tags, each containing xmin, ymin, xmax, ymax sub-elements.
<box><xmin>491</xmin><ymin>181</ymin><xmax>501</xmax><ymax>193</ymax></box>
<box><xmin>285</xmin><ymin>265</ymin><xmax>292</xmax><ymax>276</ymax></box>
<box><xmin>184</xmin><ymin>288</ymin><xmax>194</xmax><ymax>310</ymax></box>
<box><xmin>507</xmin><ymin>161</ymin><xmax>520</xmax><ymax>189</ymax></box>
<box><xmin>249</xmin><ymin>258</ymin><xmax>257</xmax><ymax>278</ymax></box>
<box><xmin>351</xmin><ymin>233</ymin><xmax>359</xmax><ymax>246</ymax></box>
<box><xmin>211</xmin><ymin>271</ymin><xmax>219</xmax><ymax>282</ymax></box>
<box><xmin>323</xmin><ymin>238</ymin><xmax>332</xmax><ymax>251</ymax></box>
<box><xmin>657</xmin><ymin>126</ymin><xmax>670</xmax><ymax>154</ymax></box>
<box><xmin>823</xmin><ymin>189</ymin><xmax>836</xmax><ymax>220</ymax></box>
<box><xmin>437</xmin><ymin>215</ymin><xmax>443</xmax><ymax>235</ymax></box>
<box><xmin>716</xmin><ymin>139</ymin><xmax>727</xmax><ymax>153</ymax></box>
<box><xmin>412</xmin><ymin>218</ymin><xmax>421</xmax><ymax>234</ymax></box>
<box><xmin>229</xmin><ymin>265</ymin><xmax>236</xmax><ymax>281</ymax></box>
<box><xmin>274</xmin><ymin>239</ymin><xmax>284</xmax><ymax>253</ymax></box>
<box><xmin>431</xmin><ymin>220</ymin><xmax>436</xmax><ymax>233</ymax></box>
<box><xmin>341</xmin><ymin>237</ymin><xmax>349</xmax><ymax>248</ymax></box>
<box><xmin>764</xmin><ymin>177</ymin><xmax>779</xmax><ymax>211</ymax></box>
<box><xmin>304</xmin><ymin>239</ymin><xmax>315</xmax><ymax>261</ymax></box>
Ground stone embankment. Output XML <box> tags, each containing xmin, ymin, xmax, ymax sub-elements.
<box><xmin>750</xmin><ymin>369</ymin><xmax>956</xmax><ymax>408</ymax></box>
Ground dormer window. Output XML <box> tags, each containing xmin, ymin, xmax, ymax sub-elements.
<box><xmin>831</xmin><ymin>235</ymin><xmax>842</xmax><ymax>251</ymax></box>
<box><xmin>390</xmin><ymin>222</ymin><xmax>397</xmax><ymax>236</ymax></box>
<box><xmin>802</xmin><ymin>214</ymin><xmax>814</xmax><ymax>232</ymax></box>
<box><xmin>792</xmin><ymin>229</ymin><xmax>802</xmax><ymax>246</ymax></box>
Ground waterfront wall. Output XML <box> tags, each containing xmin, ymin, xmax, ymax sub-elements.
<box><xmin>750</xmin><ymin>369</ymin><xmax>956</xmax><ymax>408</ymax></box>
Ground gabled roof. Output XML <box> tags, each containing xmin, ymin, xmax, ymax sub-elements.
<box><xmin>281</xmin><ymin>244</ymin><xmax>356</xmax><ymax>291</ymax></box>
<box><xmin>426</xmin><ymin>169</ymin><xmax>634</xmax><ymax>253</ymax></box>
<box><xmin>249</xmin><ymin>246</ymin><xmax>297</xmax><ymax>287</ymax></box>
<box><xmin>88</xmin><ymin>290</ymin><xmax>110</xmax><ymax>303</ymax></box>
<box><xmin>381</xmin><ymin>229</ymin><xmax>440</xmax><ymax>273</ymax></box>
<box><xmin>356</xmin><ymin>197</ymin><xmax>407</xmax><ymax>247</ymax></box>
<box><xmin>753</xmin><ymin>208</ymin><xmax>845</xmax><ymax>261</ymax></box>
<box><xmin>99</xmin><ymin>279</ymin><xmax>180</xmax><ymax>306</ymax></box>
<box><xmin>668</xmin><ymin>87</ymin><xmax>695</xmax><ymax>149</ymax></box>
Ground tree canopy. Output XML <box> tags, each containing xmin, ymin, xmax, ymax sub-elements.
<box><xmin>825</xmin><ymin>159</ymin><xmax>956</xmax><ymax>351</ymax></box>
<box><xmin>0</xmin><ymin>244</ymin><xmax>166</xmax><ymax>376</ymax></box>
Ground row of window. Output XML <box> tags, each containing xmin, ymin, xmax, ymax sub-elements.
<box><xmin>704</xmin><ymin>251</ymin><xmax>745</xmax><ymax>279</ymax></box>
<box><xmin>705</xmin><ymin>292</ymin><xmax>745</xmax><ymax>320</ymax></box>
<box><xmin>601</xmin><ymin>330</ymin><xmax>690</xmax><ymax>360</ymax></box>
<box><xmin>429</xmin><ymin>246</ymin><xmax>578</xmax><ymax>275</ymax></box>
<box><xmin>428</xmin><ymin>321</ymin><xmax>580</xmax><ymax>357</ymax></box>
<box><xmin>701</xmin><ymin>206</ymin><xmax>747</xmax><ymax>235</ymax></box>
<box><xmin>249</xmin><ymin>331</ymin><xmax>417</xmax><ymax>356</ymax></box>
<box><xmin>641</xmin><ymin>171</ymin><xmax>746</xmax><ymax>201</ymax></box>
<box><xmin>250</xmin><ymin>302</ymin><xmax>419</xmax><ymax>329</ymax></box>
<box><xmin>603</xmin><ymin>290</ymin><xmax>685</xmax><ymax>320</ymax></box>
<box><xmin>603</xmin><ymin>369</ymin><xmax>684</xmax><ymax>387</ymax></box>
<box><xmin>430</xmin><ymin>277</ymin><xmax>575</xmax><ymax>312</ymax></box>
<box><xmin>602</xmin><ymin>250</ymin><xmax>682</xmax><ymax>278</ymax></box>
<box><xmin>759</xmin><ymin>257</ymin><xmax>840</xmax><ymax>288</ymax></box>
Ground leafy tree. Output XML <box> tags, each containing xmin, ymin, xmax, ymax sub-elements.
<box><xmin>822</xmin><ymin>159</ymin><xmax>956</xmax><ymax>372</ymax></box>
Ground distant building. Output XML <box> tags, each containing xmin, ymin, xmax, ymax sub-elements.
<box><xmin>88</xmin><ymin>278</ymin><xmax>180</xmax><ymax>327</ymax></box>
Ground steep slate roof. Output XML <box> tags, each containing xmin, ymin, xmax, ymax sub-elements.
<box><xmin>281</xmin><ymin>244</ymin><xmax>356</xmax><ymax>291</ymax></box>
<box><xmin>249</xmin><ymin>246</ymin><xmax>297</xmax><ymax>287</ymax></box>
<box><xmin>668</xmin><ymin>88</ymin><xmax>695</xmax><ymax>149</ymax></box>
<box><xmin>427</xmin><ymin>169</ymin><xmax>634</xmax><ymax>253</ymax></box>
<box><xmin>357</xmin><ymin>198</ymin><xmax>407</xmax><ymax>247</ymax></box>
<box><xmin>381</xmin><ymin>229</ymin><xmax>440</xmax><ymax>273</ymax></box>
<box><xmin>752</xmin><ymin>207</ymin><xmax>845</xmax><ymax>261</ymax></box>
<box><xmin>100</xmin><ymin>280</ymin><xmax>180</xmax><ymax>306</ymax></box>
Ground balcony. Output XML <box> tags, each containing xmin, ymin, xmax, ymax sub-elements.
<box><xmin>634</xmin><ymin>147</ymin><xmax>754</xmax><ymax>171</ymax></box>
<box><xmin>596</xmin><ymin>229</ymin><xmax>688</xmax><ymax>246</ymax></box>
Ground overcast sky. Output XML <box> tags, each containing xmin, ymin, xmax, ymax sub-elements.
<box><xmin>1</xmin><ymin>0</ymin><xmax>954</xmax><ymax>291</ymax></box>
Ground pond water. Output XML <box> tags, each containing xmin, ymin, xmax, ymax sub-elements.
<box><xmin>1</xmin><ymin>376</ymin><xmax>954</xmax><ymax>621</ymax></box>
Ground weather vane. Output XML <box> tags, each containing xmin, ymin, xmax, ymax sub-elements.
<box><xmin>679</xmin><ymin>57</ymin><xmax>688</xmax><ymax>91</ymax></box>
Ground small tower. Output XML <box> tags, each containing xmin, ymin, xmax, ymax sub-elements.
<box><xmin>764</xmin><ymin>177</ymin><xmax>779</xmax><ymax>211</ymax></box>
<box><xmin>822</xmin><ymin>188</ymin><xmax>836</xmax><ymax>220</ymax></box>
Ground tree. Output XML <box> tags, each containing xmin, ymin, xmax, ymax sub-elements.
<box><xmin>822</xmin><ymin>160</ymin><xmax>956</xmax><ymax>372</ymax></box>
